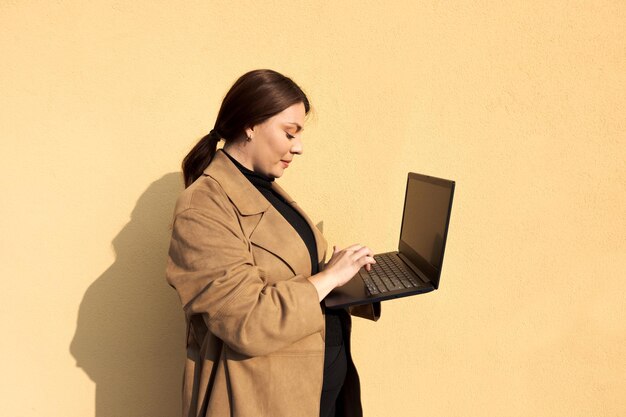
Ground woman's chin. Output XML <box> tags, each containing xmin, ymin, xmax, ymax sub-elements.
<box><xmin>271</xmin><ymin>167</ymin><xmax>285</xmax><ymax>178</ymax></box>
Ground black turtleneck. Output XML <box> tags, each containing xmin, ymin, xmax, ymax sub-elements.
<box><xmin>220</xmin><ymin>149</ymin><xmax>346</xmax><ymax>348</ymax></box>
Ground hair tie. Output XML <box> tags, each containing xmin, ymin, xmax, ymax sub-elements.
<box><xmin>208</xmin><ymin>129</ymin><xmax>220</xmax><ymax>141</ymax></box>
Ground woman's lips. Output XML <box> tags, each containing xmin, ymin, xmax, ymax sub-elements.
<box><xmin>281</xmin><ymin>160</ymin><xmax>290</xmax><ymax>167</ymax></box>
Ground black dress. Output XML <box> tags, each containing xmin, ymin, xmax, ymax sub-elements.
<box><xmin>221</xmin><ymin>149</ymin><xmax>348</xmax><ymax>417</ymax></box>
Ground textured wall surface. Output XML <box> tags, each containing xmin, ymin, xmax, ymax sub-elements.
<box><xmin>1</xmin><ymin>1</ymin><xmax>624</xmax><ymax>416</ymax></box>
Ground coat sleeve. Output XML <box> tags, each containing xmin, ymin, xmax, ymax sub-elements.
<box><xmin>165</xmin><ymin>185</ymin><xmax>324</xmax><ymax>358</ymax></box>
<box><xmin>348</xmin><ymin>302</ymin><xmax>381</xmax><ymax>321</ymax></box>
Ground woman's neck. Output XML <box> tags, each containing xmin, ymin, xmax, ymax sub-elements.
<box><xmin>220</xmin><ymin>148</ymin><xmax>274</xmax><ymax>184</ymax></box>
<box><xmin>221</xmin><ymin>144</ymin><xmax>254</xmax><ymax>170</ymax></box>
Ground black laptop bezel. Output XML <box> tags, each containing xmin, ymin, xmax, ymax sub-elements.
<box><xmin>397</xmin><ymin>172</ymin><xmax>455</xmax><ymax>290</ymax></box>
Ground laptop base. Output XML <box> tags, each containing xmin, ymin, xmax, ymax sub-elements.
<box><xmin>324</xmin><ymin>251</ymin><xmax>435</xmax><ymax>309</ymax></box>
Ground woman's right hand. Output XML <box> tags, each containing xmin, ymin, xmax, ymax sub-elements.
<box><xmin>307</xmin><ymin>244</ymin><xmax>376</xmax><ymax>301</ymax></box>
<box><xmin>324</xmin><ymin>244</ymin><xmax>376</xmax><ymax>287</ymax></box>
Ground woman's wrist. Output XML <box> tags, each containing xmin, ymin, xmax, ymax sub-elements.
<box><xmin>307</xmin><ymin>270</ymin><xmax>338</xmax><ymax>302</ymax></box>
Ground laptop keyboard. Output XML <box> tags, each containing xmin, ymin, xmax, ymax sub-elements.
<box><xmin>361</xmin><ymin>253</ymin><xmax>421</xmax><ymax>295</ymax></box>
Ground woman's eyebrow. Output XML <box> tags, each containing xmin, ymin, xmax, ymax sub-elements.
<box><xmin>285</xmin><ymin>122</ymin><xmax>303</xmax><ymax>132</ymax></box>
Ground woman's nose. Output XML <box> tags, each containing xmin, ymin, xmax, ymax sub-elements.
<box><xmin>290</xmin><ymin>137</ymin><xmax>303</xmax><ymax>155</ymax></box>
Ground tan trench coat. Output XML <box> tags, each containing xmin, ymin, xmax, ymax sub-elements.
<box><xmin>166</xmin><ymin>149</ymin><xmax>381</xmax><ymax>417</ymax></box>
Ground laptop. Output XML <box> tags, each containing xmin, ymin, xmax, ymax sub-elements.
<box><xmin>324</xmin><ymin>172</ymin><xmax>455</xmax><ymax>309</ymax></box>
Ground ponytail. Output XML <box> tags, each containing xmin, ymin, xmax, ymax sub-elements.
<box><xmin>182</xmin><ymin>129</ymin><xmax>221</xmax><ymax>188</ymax></box>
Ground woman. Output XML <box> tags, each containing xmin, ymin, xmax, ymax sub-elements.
<box><xmin>166</xmin><ymin>69</ymin><xmax>382</xmax><ymax>417</ymax></box>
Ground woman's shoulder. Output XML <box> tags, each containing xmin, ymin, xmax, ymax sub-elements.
<box><xmin>173</xmin><ymin>174</ymin><xmax>233</xmax><ymax>219</ymax></box>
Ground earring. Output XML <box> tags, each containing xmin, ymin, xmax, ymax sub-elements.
<box><xmin>246</xmin><ymin>136</ymin><xmax>252</xmax><ymax>142</ymax></box>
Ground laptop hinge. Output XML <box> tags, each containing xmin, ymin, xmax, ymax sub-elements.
<box><xmin>397</xmin><ymin>252</ymin><xmax>431</xmax><ymax>284</ymax></box>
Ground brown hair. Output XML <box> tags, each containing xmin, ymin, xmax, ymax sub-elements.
<box><xmin>182</xmin><ymin>69</ymin><xmax>311</xmax><ymax>188</ymax></box>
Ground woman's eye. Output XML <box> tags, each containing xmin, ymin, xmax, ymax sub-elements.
<box><xmin>286</xmin><ymin>133</ymin><xmax>295</xmax><ymax>139</ymax></box>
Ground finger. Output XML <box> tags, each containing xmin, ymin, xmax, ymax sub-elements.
<box><xmin>343</xmin><ymin>243</ymin><xmax>364</xmax><ymax>252</ymax></box>
<box><xmin>359</xmin><ymin>255</ymin><xmax>376</xmax><ymax>268</ymax></box>
<box><xmin>351</xmin><ymin>246</ymin><xmax>374</xmax><ymax>260</ymax></box>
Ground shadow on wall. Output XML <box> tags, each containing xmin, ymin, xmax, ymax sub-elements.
<box><xmin>70</xmin><ymin>173</ymin><xmax>186</xmax><ymax>417</ymax></box>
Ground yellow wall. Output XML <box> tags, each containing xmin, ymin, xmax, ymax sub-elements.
<box><xmin>1</xmin><ymin>1</ymin><xmax>624</xmax><ymax>416</ymax></box>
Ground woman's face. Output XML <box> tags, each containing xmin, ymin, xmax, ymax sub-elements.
<box><xmin>246</xmin><ymin>102</ymin><xmax>306</xmax><ymax>179</ymax></box>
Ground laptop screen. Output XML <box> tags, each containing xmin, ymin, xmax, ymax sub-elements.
<box><xmin>398</xmin><ymin>172</ymin><xmax>455</xmax><ymax>289</ymax></box>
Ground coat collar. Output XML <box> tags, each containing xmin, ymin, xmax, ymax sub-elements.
<box><xmin>203</xmin><ymin>149</ymin><xmax>271</xmax><ymax>215</ymax></box>
<box><xmin>202</xmin><ymin>149</ymin><xmax>327</xmax><ymax>276</ymax></box>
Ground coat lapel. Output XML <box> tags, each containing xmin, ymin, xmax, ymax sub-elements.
<box><xmin>271</xmin><ymin>181</ymin><xmax>328</xmax><ymax>270</ymax></box>
<box><xmin>203</xmin><ymin>149</ymin><xmax>327</xmax><ymax>277</ymax></box>
<box><xmin>247</xmin><ymin>206</ymin><xmax>312</xmax><ymax>276</ymax></box>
